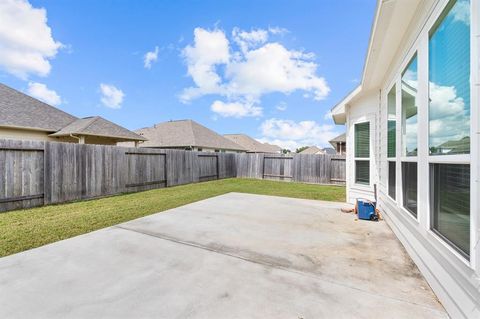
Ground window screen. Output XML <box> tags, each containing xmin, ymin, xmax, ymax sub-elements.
<box><xmin>402</xmin><ymin>162</ymin><xmax>417</xmax><ymax>217</ymax></box>
<box><xmin>355</xmin><ymin>160</ymin><xmax>370</xmax><ymax>185</ymax></box>
<box><xmin>431</xmin><ymin>164</ymin><xmax>470</xmax><ymax>257</ymax></box>
<box><xmin>387</xmin><ymin>86</ymin><xmax>396</xmax><ymax>158</ymax></box>
<box><xmin>388</xmin><ymin>162</ymin><xmax>396</xmax><ymax>200</ymax></box>
<box><xmin>355</xmin><ymin>122</ymin><xmax>369</xmax><ymax>158</ymax></box>
<box><xmin>401</xmin><ymin>55</ymin><xmax>418</xmax><ymax>157</ymax></box>
<box><xmin>429</xmin><ymin>0</ymin><xmax>470</xmax><ymax>155</ymax></box>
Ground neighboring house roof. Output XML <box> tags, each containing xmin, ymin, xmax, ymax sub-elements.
<box><xmin>223</xmin><ymin>134</ymin><xmax>280</xmax><ymax>153</ymax></box>
<box><xmin>50</xmin><ymin>116</ymin><xmax>146</xmax><ymax>141</ymax></box>
<box><xmin>323</xmin><ymin>147</ymin><xmax>337</xmax><ymax>155</ymax></box>
<box><xmin>329</xmin><ymin>133</ymin><xmax>346</xmax><ymax>148</ymax></box>
<box><xmin>437</xmin><ymin>136</ymin><xmax>470</xmax><ymax>154</ymax></box>
<box><xmin>298</xmin><ymin>146</ymin><xmax>324</xmax><ymax>154</ymax></box>
<box><xmin>0</xmin><ymin>83</ymin><xmax>144</xmax><ymax>142</ymax></box>
<box><xmin>0</xmin><ymin>83</ymin><xmax>77</xmax><ymax>132</ymax></box>
<box><xmin>330</xmin><ymin>0</ymin><xmax>428</xmax><ymax>124</ymax></box>
<box><xmin>263</xmin><ymin>143</ymin><xmax>282</xmax><ymax>153</ymax></box>
<box><xmin>136</xmin><ymin>120</ymin><xmax>246</xmax><ymax>151</ymax></box>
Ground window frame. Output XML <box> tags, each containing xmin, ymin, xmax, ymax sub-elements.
<box><xmin>426</xmin><ymin>0</ymin><xmax>473</xmax><ymax>262</ymax></box>
<box><xmin>385</xmin><ymin>81</ymin><xmax>398</xmax><ymax>202</ymax></box>
<box><xmin>353</xmin><ymin>120</ymin><xmax>371</xmax><ymax>187</ymax></box>
<box><xmin>380</xmin><ymin>0</ymin><xmax>477</xmax><ymax>267</ymax></box>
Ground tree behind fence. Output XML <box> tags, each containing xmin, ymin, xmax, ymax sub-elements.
<box><xmin>0</xmin><ymin>139</ymin><xmax>344</xmax><ymax>212</ymax></box>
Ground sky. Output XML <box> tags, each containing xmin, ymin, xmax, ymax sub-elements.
<box><xmin>0</xmin><ymin>0</ymin><xmax>375</xmax><ymax>150</ymax></box>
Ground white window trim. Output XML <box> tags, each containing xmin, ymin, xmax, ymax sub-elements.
<box><xmin>381</xmin><ymin>0</ymin><xmax>478</xmax><ymax>268</ymax></box>
<box><xmin>353</xmin><ymin>120</ymin><xmax>372</xmax><ymax>188</ymax></box>
<box><xmin>470</xmin><ymin>0</ymin><xmax>480</xmax><ymax>273</ymax></box>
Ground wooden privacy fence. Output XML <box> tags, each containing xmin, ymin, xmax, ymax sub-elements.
<box><xmin>0</xmin><ymin>139</ymin><xmax>236</xmax><ymax>212</ymax></box>
<box><xmin>236</xmin><ymin>153</ymin><xmax>346</xmax><ymax>185</ymax></box>
<box><xmin>0</xmin><ymin>139</ymin><xmax>345</xmax><ymax>212</ymax></box>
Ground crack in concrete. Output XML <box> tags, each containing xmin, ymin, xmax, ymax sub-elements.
<box><xmin>114</xmin><ymin>224</ymin><xmax>446</xmax><ymax>315</ymax></box>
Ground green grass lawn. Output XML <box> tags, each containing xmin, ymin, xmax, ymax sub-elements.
<box><xmin>0</xmin><ymin>178</ymin><xmax>345</xmax><ymax>257</ymax></box>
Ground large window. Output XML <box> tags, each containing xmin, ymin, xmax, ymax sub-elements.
<box><xmin>387</xmin><ymin>85</ymin><xmax>396</xmax><ymax>200</ymax></box>
<box><xmin>355</xmin><ymin>122</ymin><xmax>370</xmax><ymax>185</ymax></box>
<box><xmin>387</xmin><ymin>86</ymin><xmax>396</xmax><ymax>158</ymax></box>
<box><xmin>401</xmin><ymin>55</ymin><xmax>418</xmax><ymax>157</ymax></box>
<box><xmin>388</xmin><ymin>162</ymin><xmax>396</xmax><ymax>200</ymax></box>
<box><xmin>428</xmin><ymin>0</ymin><xmax>471</xmax><ymax>259</ymax></box>
<box><xmin>402</xmin><ymin>162</ymin><xmax>418</xmax><ymax>217</ymax></box>
<box><xmin>431</xmin><ymin>164</ymin><xmax>470</xmax><ymax>257</ymax></box>
<box><xmin>429</xmin><ymin>0</ymin><xmax>470</xmax><ymax>155</ymax></box>
<box><xmin>401</xmin><ymin>55</ymin><xmax>418</xmax><ymax>217</ymax></box>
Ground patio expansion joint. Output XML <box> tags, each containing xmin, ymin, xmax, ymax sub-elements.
<box><xmin>114</xmin><ymin>224</ymin><xmax>445</xmax><ymax>315</ymax></box>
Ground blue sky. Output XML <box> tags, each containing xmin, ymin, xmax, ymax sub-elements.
<box><xmin>0</xmin><ymin>0</ymin><xmax>375</xmax><ymax>149</ymax></box>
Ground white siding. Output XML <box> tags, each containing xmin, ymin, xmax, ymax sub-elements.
<box><xmin>343</xmin><ymin>1</ymin><xmax>480</xmax><ymax>317</ymax></box>
<box><xmin>345</xmin><ymin>92</ymin><xmax>379</xmax><ymax>203</ymax></box>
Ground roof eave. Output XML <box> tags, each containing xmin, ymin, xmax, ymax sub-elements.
<box><xmin>48</xmin><ymin>131</ymin><xmax>147</xmax><ymax>141</ymax></box>
<box><xmin>0</xmin><ymin>124</ymin><xmax>56</xmax><ymax>133</ymax></box>
<box><xmin>330</xmin><ymin>85</ymin><xmax>362</xmax><ymax>125</ymax></box>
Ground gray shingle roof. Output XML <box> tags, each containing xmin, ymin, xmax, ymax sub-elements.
<box><xmin>223</xmin><ymin>134</ymin><xmax>280</xmax><ymax>153</ymax></box>
<box><xmin>329</xmin><ymin>133</ymin><xmax>346</xmax><ymax>143</ymax></box>
<box><xmin>135</xmin><ymin>120</ymin><xmax>246</xmax><ymax>151</ymax></box>
<box><xmin>0</xmin><ymin>83</ymin><xmax>77</xmax><ymax>131</ymax></box>
<box><xmin>298</xmin><ymin>146</ymin><xmax>324</xmax><ymax>154</ymax></box>
<box><xmin>50</xmin><ymin>116</ymin><xmax>146</xmax><ymax>141</ymax></box>
<box><xmin>263</xmin><ymin>142</ymin><xmax>282</xmax><ymax>153</ymax></box>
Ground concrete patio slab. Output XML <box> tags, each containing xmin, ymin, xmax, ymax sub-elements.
<box><xmin>0</xmin><ymin>193</ymin><xmax>447</xmax><ymax>318</ymax></box>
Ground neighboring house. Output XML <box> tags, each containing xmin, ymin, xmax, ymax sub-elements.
<box><xmin>329</xmin><ymin>133</ymin><xmax>346</xmax><ymax>155</ymax></box>
<box><xmin>263</xmin><ymin>142</ymin><xmax>283</xmax><ymax>154</ymax></box>
<box><xmin>0</xmin><ymin>83</ymin><xmax>145</xmax><ymax>145</ymax></box>
<box><xmin>125</xmin><ymin>120</ymin><xmax>246</xmax><ymax>153</ymax></box>
<box><xmin>322</xmin><ymin>147</ymin><xmax>337</xmax><ymax>155</ymax></box>
<box><xmin>224</xmin><ymin>134</ymin><xmax>281</xmax><ymax>153</ymax></box>
<box><xmin>330</xmin><ymin>1</ymin><xmax>479</xmax><ymax>318</ymax></box>
<box><xmin>297</xmin><ymin>146</ymin><xmax>325</xmax><ymax>155</ymax></box>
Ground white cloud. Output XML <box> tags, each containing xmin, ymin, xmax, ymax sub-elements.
<box><xmin>181</xmin><ymin>27</ymin><xmax>230</xmax><ymax>101</ymax></box>
<box><xmin>180</xmin><ymin>27</ymin><xmax>330</xmax><ymax>117</ymax></box>
<box><xmin>452</xmin><ymin>0</ymin><xmax>470</xmax><ymax>25</ymax></box>
<box><xmin>0</xmin><ymin>0</ymin><xmax>62</xmax><ymax>79</ymax></box>
<box><xmin>27</xmin><ymin>82</ymin><xmax>61</xmax><ymax>106</ymax></box>
<box><xmin>258</xmin><ymin>118</ymin><xmax>338</xmax><ymax>149</ymax></box>
<box><xmin>232</xmin><ymin>27</ymin><xmax>268</xmax><ymax>53</ymax></box>
<box><xmin>211</xmin><ymin>100</ymin><xmax>262</xmax><ymax>118</ymax></box>
<box><xmin>276</xmin><ymin>102</ymin><xmax>287</xmax><ymax>111</ymax></box>
<box><xmin>100</xmin><ymin>83</ymin><xmax>124</xmax><ymax>109</ymax></box>
<box><xmin>268</xmin><ymin>26</ymin><xmax>288</xmax><ymax>35</ymax></box>
<box><xmin>429</xmin><ymin>82</ymin><xmax>469</xmax><ymax>147</ymax></box>
<box><xmin>324</xmin><ymin>110</ymin><xmax>332</xmax><ymax>120</ymax></box>
<box><xmin>143</xmin><ymin>46</ymin><xmax>159</xmax><ymax>69</ymax></box>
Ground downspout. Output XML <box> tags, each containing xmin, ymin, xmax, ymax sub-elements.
<box><xmin>70</xmin><ymin>134</ymin><xmax>81</xmax><ymax>142</ymax></box>
<box><xmin>69</xmin><ymin>134</ymin><xmax>85</xmax><ymax>144</ymax></box>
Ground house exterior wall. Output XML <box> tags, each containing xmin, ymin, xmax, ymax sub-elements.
<box><xmin>0</xmin><ymin>127</ymin><xmax>74</xmax><ymax>143</ymax></box>
<box><xmin>121</xmin><ymin>144</ymin><xmax>243</xmax><ymax>153</ymax></box>
<box><xmin>343</xmin><ymin>1</ymin><xmax>480</xmax><ymax>318</ymax></box>
<box><xmin>345</xmin><ymin>92</ymin><xmax>379</xmax><ymax>203</ymax></box>
<box><xmin>0</xmin><ymin>127</ymin><xmax>119</xmax><ymax>146</ymax></box>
